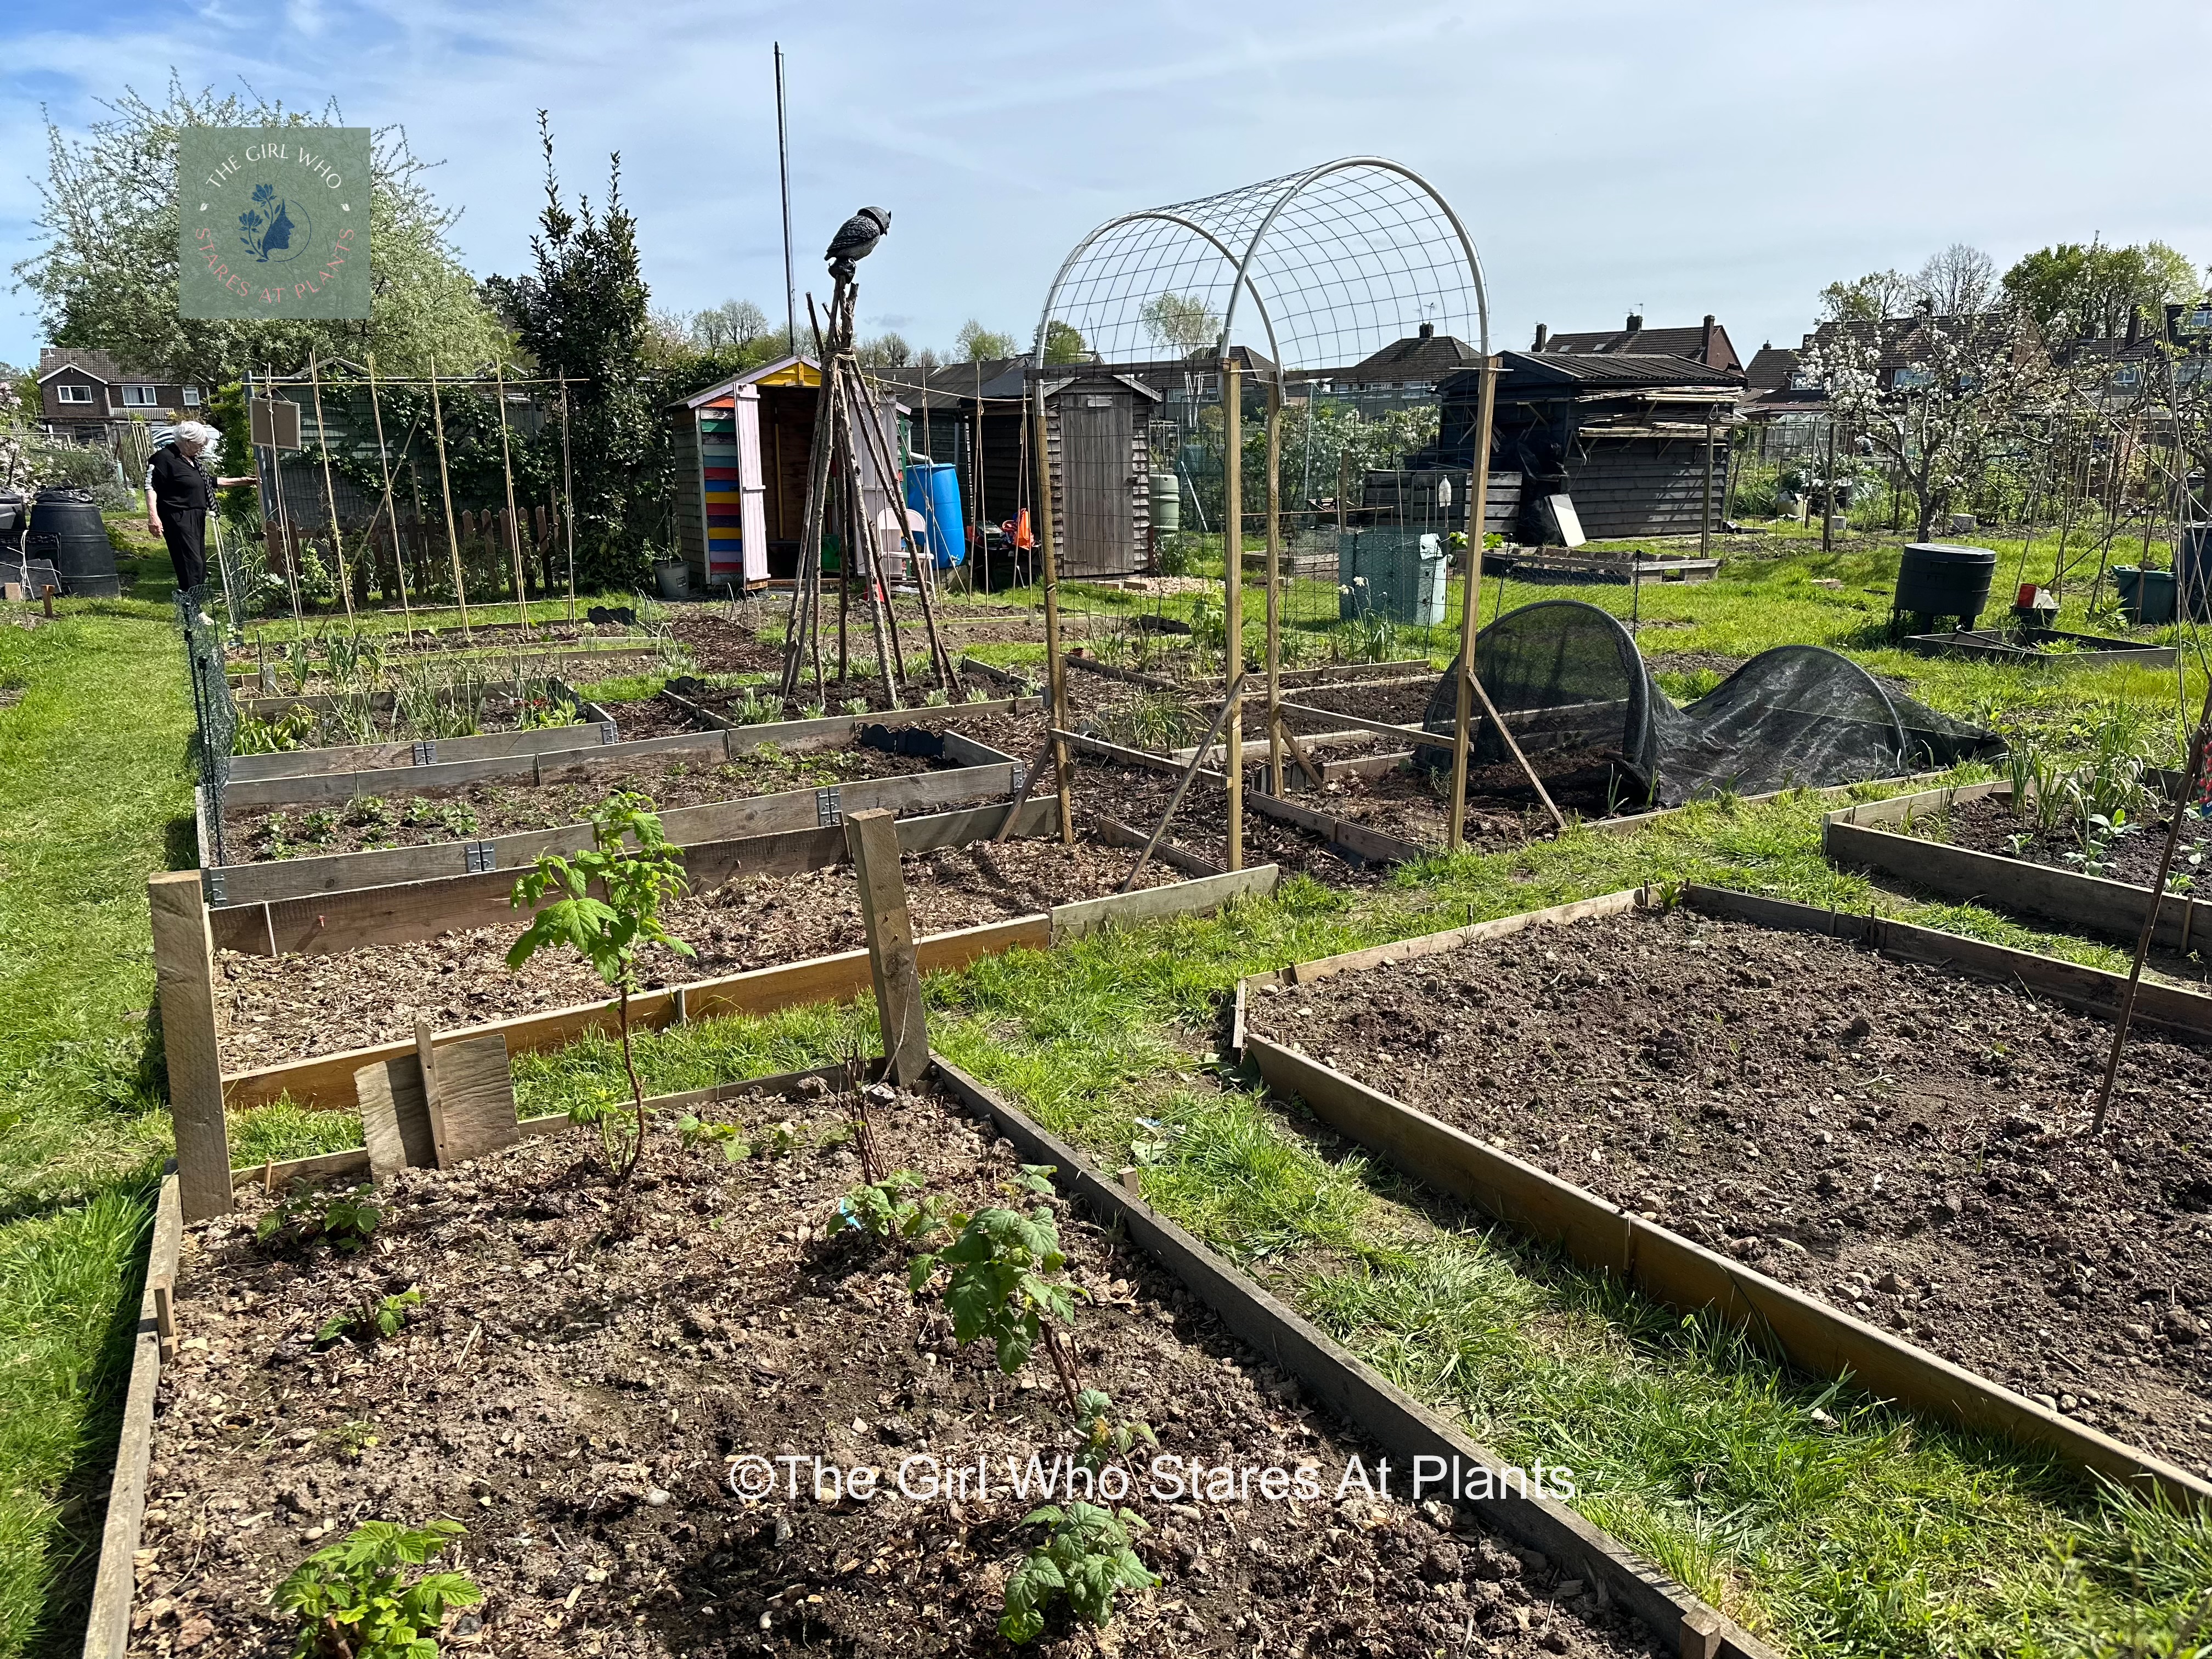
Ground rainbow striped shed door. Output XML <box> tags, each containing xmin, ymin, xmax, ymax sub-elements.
<box><xmin>672</xmin><ymin>365</ymin><xmax>785</xmax><ymax>588</ymax></box>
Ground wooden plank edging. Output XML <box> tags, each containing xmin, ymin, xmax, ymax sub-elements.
<box><xmin>1230</xmin><ymin>882</ymin><xmax>2212</xmax><ymax>1512</ymax></box>
<box><xmin>81</xmin><ymin>1174</ymin><xmax>182</xmax><ymax>1659</ymax></box>
<box><xmin>928</xmin><ymin>1056</ymin><xmax>1780</xmax><ymax>1659</ymax></box>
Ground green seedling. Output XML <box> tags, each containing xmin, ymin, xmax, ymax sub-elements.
<box><xmin>257</xmin><ymin>1188</ymin><xmax>382</xmax><ymax>1255</ymax></box>
<box><xmin>507</xmin><ymin>791</ymin><xmax>695</xmax><ymax>1183</ymax></box>
<box><xmin>1072</xmin><ymin>1386</ymin><xmax>1157</xmax><ymax>1474</ymax></box>
<box><xmin>997</xmin><ymin>1502</ymin><xmax>1156</xmax><ymax>1645</ymax></box>
<box><xmin>677</xmin><ymin>1114</ymin><xmax>752</xmax><ymax>1162</ymax></box>
<box><xmin>838</xmin><ymin>1171</ymin><xmax>947</xmax><ymax>1241</ymax></box>
<box><xmin>234</xmin><ymin>703</ymin><xmax>318</xmax><ymax>754</ymax></box>
<box><xmin>842</xmin><ymin>697</ymin><xmax>869</xmax><ymax>717</ymax></box>
<box><xmin>908</xmin><ymin>1165</ymin><xmax>1083</xmax><ymax>1395</ymax></box>
<box><xmin>274</xmin><ymin>1518</ymin><xmax>482</xmax><ymax>1659</ymax></box>
<box><xmin>924</xmin><ymin>687</ymin><xmax>950</xmax><ymax>707</ymax></box>
<box><xmin>298</xmin><ymin>808</ymin><xmax>340</xmax><ymax>846</ymax></box>
<box><xmin>403</xmin><ymin>797</ymin><xmax>439</xmax><ymax>828</ymax></box>
<box><xmin>317</xmin><ymin>1288</ymin><xmax>422</xmax><ymax>1348</ymax></box>
<box><xmin>439</xmin><ymin>803</ymin><xmax>480</xmax><ymax>838</ymax></box>
<box><xmin>349</xmin><ymin>795</ymin><xmax>392</xmax><ymax>830</ymax></box>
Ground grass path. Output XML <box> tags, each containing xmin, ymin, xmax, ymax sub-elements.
<box><xmin>0</xmin><ymin>598</ymin><xmax>195</xmax><ymax>1657</ymax></box>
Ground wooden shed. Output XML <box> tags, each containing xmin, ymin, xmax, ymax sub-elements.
<box><xmin>1036</xmin><ymin>368</ymin><xmax>1163</xmax><ymax>578</ymax></box>
<box><xmin>1435</xmin><ymin>352</ymin><xmax>1743</xmax><ymax>541</ymax></box>
<box><xmin>669</xmin><ymin>356</ymin><xmax>822</xmax><ymax>588</ymax></box>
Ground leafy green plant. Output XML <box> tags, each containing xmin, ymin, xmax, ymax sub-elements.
<box><xmin>348</xmin><ymin>795</ymin><xmax>392</xmax><ymax>830</ymax></box>
<box><xmin>274</xmin><ymin>1517</ymin><xmax>482</xmax><ymax>1658</ymax></box>
<box><xmin>316</xmin><ymin>1288</ymin><xmax>421</xmax><ymax>1348</ymax></box>
<box><xmin>235</xmin><ymin>703</ymin><xmax>318</xmax><ymax>754</ymax></box>
<box><xmin>997</xmin><ymin>1502</ymin><xmax>1156</xmax><ymax>1645</ymax></box>
<box><xmin>841</xmin><ymin>697</ymin><xmax>868</xmax><ymax>718</ymax></box>
<box><xmin>403</xmin><ymin>797</ymin><xmax>440</xmax><ymax>828</ymax></box>
<box><xmin>257</xmin><ymin>1188</ymin><xmax>382</xmax><ymax>1255</ymax></box>
<box><xmin>2064</xmin><ymin>808</ymin><xmax>2135</xmax><ymax>878</ymax></box>
<box><xmin>839</xmin><ymin>1171</ymin><xmax>947</xmax><ymax>1240</ymax></box>
<box><xmin>676</xmin><ymin>1114</ymin><xmax>752</xmax><ymax>1161</ymax></box>
<box><xmin>507</xmin><ymin>792</ymin><xmax>695</xmax><ymax>1182</ymax></box>
<box><xmin>438</xmin><ymin>803</ymin><xmax>480</xmax><ymax>838</ymax></box>
<box><xmin>298</xmin><ymin>808</ymin><xmax>340</xmax><ymax>847</ymax></box>
<box><xmin>908</xmin><ymin>1165</ymin><xmax>1086</xmax><ymax>1397</ymax></box>
<box><xmin>1072</xmin><ymin>1386</ymin><xmax>1157</xmax><ymax>1474</ymax></box>
<box><xmin>1094</xmin><ymin>689</ymin><xmax>1199</xmax><ymax>753</ymax></box>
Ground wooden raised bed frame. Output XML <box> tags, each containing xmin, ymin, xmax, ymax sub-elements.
<box><xmin>199</xmin><ymin>701</ymin><xmax>1041</xmax><ymax>906</ymax></box>
<box><xmin>1824</xmin><ymin>779</ymin><xmax>2212</xmax><ymax>952</ymax></box>
<box><xmin>82</xmin><ymin>1058</ymin><xmax>1776</xmax><ymax>1659</ymax></box>
<box><xmin>152</xmin><ymin>853</ymin><xmax>1283</xmax><ymax>1222</ymax></box>
<box><xmin>1228</xmin><ymin>882</ymin><xmax>2212</xmax><ymax>1516</ymax></box>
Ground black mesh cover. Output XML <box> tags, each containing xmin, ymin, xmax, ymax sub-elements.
<box><xmin>1417</xmin><ymin>600</ymin><xmax>2001</xmax><ymax>808</ymax></box>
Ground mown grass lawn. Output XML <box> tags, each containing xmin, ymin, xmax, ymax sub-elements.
<box><xmin>0</xmin><ymin>521</ymin><xmax>2204</xmax><ymax>1656</ymax></box>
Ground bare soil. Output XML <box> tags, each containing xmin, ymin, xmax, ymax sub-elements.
<box><xmin>215</xmin><ymin>839</ymin><xmax>1177</xmax><ymax>1068</ymax></box>
<box><xmin>1245</xmin><ymin>904</ymin><xmax>2212</xmax><ymax>1474</ymax></box>
<box><xmin>596</xmin><ymin>696</ymin><xmax>717</xmax><ymax>742</ymax></box>
<box><xmin>223</xmin><ymin>743</ymin><xmax>968</xmax><ymax>863</ymax></box>
<box><xmin>133</xmin><ymin>1085</ymin><xmax>1647</xmax><ymax>1657</ymax></box>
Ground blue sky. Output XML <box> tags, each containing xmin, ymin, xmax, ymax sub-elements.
<box><xmin>3</xmin><ymin>0</ymin><xmax>2208</xmax><ymax>374</ymax></box>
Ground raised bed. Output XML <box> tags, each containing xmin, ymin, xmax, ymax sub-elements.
<box><xmin>84</xmin><ymin>1056</ymin><xmax>1770</xmax><ymax>1659</ymax></box>
<box><xmin>1824</xmin><ymin>780</ymin><xmax>2212</xmax><ymax>955</ymax></box>
<box><xmin>1480</xmin><ymin>551</ymin><xmax>1722</xmax><ymax>585</ymax></box>
<box><xmin>1232</xmin><ymin>883</ymin><xmax>2212</xmax><ymax>1506</ymax></box>
<box><xmin>150</xmin><ymin>854</ymin><xmax>1284</xmax><ymax>1216</ymax></box>
<box><xmin>198</xmin><ymin>710</ymin><xmax>1037</xmax><ymax>906</ymax></box>
<box><xmin>1901</xmin><ymin>627</ymin><xmax>2178</xmax><ymax>669</ymax></box>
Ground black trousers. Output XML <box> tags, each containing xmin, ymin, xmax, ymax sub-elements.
<box><xmin>162</xmin><ymin>509</ymin><xmax>208</xmax><ymax>594</ymax></box>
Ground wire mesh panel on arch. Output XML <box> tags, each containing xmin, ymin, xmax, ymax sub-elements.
<box><xmin>1415</xmin><ymin>600</ymin><xmax>2002</xmax><ymax>810</ymax></box>
<box><xmin>1032</xmin><ymin>156</ymin><xmax>1492</xmax><ymax>706</ymax></box>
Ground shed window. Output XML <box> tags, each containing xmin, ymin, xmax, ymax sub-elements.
<box><xmin>56</xmin><ymin>383</ymin><xmax>93</xmax><ymax>404</ymax></box>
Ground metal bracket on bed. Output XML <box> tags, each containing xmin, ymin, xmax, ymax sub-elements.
<box><xmin>463</xmin><ymin>842</ymin><xmax>498</xmax><ymax>874</ymax></box>
<box><xmin>411</xmin><ymin>740</ymin><xmax>437</xmax><ymax>766</ymax></box>
<box><xmin>816</xmin><ymin>786</ymin><xmax>844</xmax><ymax>827</ymax></box>
<box><xmin>201</xmin><ymin>869</ymin><xmax>227</xmax><ymax>906</ymax></box>
<box><xmin>599</xmin><ymin>721</ymin><xmax>618</xmax><ymax>744</ymax></box>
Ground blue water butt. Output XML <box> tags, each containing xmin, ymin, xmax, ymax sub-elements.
<box><xmin>903</xmin><ymin>462</ymin><xmax>967</xmax><ymax>569</ymax></box>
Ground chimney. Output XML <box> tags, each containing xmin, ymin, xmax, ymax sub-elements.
<box><xmin>1418</xmin><ymin>321</ymin><xmax>1435</xmax><ymax>338</ymax></box>
<box><xmin>1532</xmin><ymin>323</ymin><xmax>1549</xmax><ymax>351</ymax></box>
<box><xmin>2125</xmin><ymin>306</ymin><xmax>2143</xmax><ymax>347</ymax></box>
<box><xmin>1702</xmin><ymin>313</ymin><xmax>1717</xmax><ymax>364</ymax></box>
<box><xmin>1626</xmin><ymin>312</ymin><xmax>1643</xmax><ymax>333</ymax></box>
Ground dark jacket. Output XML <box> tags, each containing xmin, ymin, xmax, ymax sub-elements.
<box><xmin>148</xmin><ymin>445</ymin><xmax>215</xmax><ymax>516</ymax></box>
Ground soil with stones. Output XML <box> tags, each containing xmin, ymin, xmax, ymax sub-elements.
<box><xmin>662</xmin><ymin>616</ymin><xmax>789</xmax><ymax>677</ymax></box>
<box><xmin>132</xmin><ymin>1085</ymin><xmax>1647</xmax><ymax>1658</ymax></box>
<box><xmin>226</xmin><ymin>621</ymin><xmax>650</xmax><ymax>667</ymax></box>
<box><xmin>215</xmin><ymin>839</ymin><xmax>1177</xmax><ymax>1067</ymax></box>
<box><xmin>223</xmin><ymin>744</ymin><xmax>963</xmax><ymax>862</ymax></box>
<box><xmin>1246</xmin><ymin>904</ymin><xmax>2212</xmax><ymax>1474</ymax></box>
<box><xmin>1934</xmin><ymin>792</ymin><xmax>2210</xmax><ymax>895</ymax></box>
<box><xmin>596</xmin><ymin>695</ymin><xmax>719</xmax><ymax>741</ymax></box>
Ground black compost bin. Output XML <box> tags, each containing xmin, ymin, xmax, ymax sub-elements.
<box><xmin>2182</xmin><ymin>523</ymin><xmax>2212</xmax><ymax>623</ymax></box>
<box><xmin>1893</xmin><ymin>542</ymin><xmax>1996</xmax><ymax>628</ymax></box>
<box><xmin>25</xmin><ymin>488</ymin><xmax>120</xmax><ymax>599</ymax></box>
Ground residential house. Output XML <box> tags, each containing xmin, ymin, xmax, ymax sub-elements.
<box><xmin>36</xmin><ymin>348</ymin><xmax>207</xmax><ymax>443</ymax></box>
<box><xmin>1535</xmin><ymin>313</ymin><xmax>1743</xmax><ymax>376</ymax></box>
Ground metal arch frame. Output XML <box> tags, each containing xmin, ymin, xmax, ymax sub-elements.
<box><xmin>1215</xmin><ymin>155</ymin><xmax>1489</xmax><ymax>373</ymax></box>
<box><xmin>1030</xmin><ymin>210</ymin><xmax>1283</xmax><ymax>374</ymax></box>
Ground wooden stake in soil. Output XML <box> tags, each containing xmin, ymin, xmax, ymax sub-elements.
<box><xmin>1032</xmin><ymin>382</ymin><xmax>1075</xmax><ymax>844</ymax></box>
<box><xmin>306</xmin><ymin>353</ymin><xmax>357</xmax><ymax>623</ymax></box>
<box><xmin>2094</xmin><ymin>704</ymin><xmax>2212</xmax><ymax>1133</ymax></box>
<box><xmin>844</xmin><ymin>808</ymin><xmax>928</xmax><ymax>1084</ymax></box>
<box><xmin>1264</xmin><ymin>377</ymin><xmax>1284</xmax><ymax>798</ymax></box>
<box><xmin>427</xmin><ymin>359</ymin><xmax>472</xmax><ymax>642</ymax></box>
<box><xmin>149</xmin><ymin>872</ymin><xmax>232</xmax><ymax>1220</ymax></box>
<box><xmin>1447</xmin><ymin>360</ymin><xmax>1497</xmax><ymax>850</ymax></box>
<box><xmin>1222</xmin><ymin>355</ymin><xmax>1244</xmax><ymax>872</ymax></box>
<box><xmin>557</xmin><ymin>374</ymin><xmax>578</xmax><ymax>623</ymax></box>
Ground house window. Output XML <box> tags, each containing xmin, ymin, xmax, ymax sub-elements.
<box><xmin>123</xmin><ymin>385</ymin><xmax>159</xmax><ymax>407</ymax></box>
<box><xmin>1892</xmin><ymin>366</ymin><xmax>1934</xmax><ymax>391</ymax></box>
<box><xmin>2114</xmin><ymin>364</ymin><xmax>2142</xmax><ymax>388</ymax></box>
<box><xmin>56</xmin><ymin>383</ymin><xmax>93</xmax><ymax>404</ymax></box>
<box><xmin>181</xmin><ymin>387</ymin><xmax>201</xmax><ymax>407</ymax></box>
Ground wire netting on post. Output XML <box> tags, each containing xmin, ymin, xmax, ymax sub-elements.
<box><xmin>1030</xmin><ymin>157</ymin><xmax>1493</xmax><ymax>853</ymax></box>
<box><xmin>176</xmin><ymin>588</ymin><xmax>236</xmax><ymax>866</ymax></box>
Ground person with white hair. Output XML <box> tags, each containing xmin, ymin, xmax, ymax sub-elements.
<box><xmin>145</xmin><ymin>421</ymin><xmax>251</xmax><ymax>593</ymax></box>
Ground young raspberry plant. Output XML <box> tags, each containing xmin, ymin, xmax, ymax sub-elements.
<box><xmin>838</xmin><ymin>1171</ymin><xmax>947</xmax><ymax>1241</ymax></box>
<box><xmin>997</xmin><ymin>1502</ymin><xmax>1156</xmax><ymax>1645</ymax></box>
<box><xmin>507</xmin><ymin>791</ymin><xmax>694</xmax><ymax>1183</ymax></box>
<box><xmin>274</xmin><ymin>1517</ymin><xmax>482</xmax><ymax>1658</ymax></box>
<box><xmin>258</xmin><ymin>1187</ymin><xmax>381</xmax><ymax>1256</ymax></box>
<box><xmin>907</xmin><ymin>1165</ymin><xmax>1085</xmax><ymax>1405</ymax></box>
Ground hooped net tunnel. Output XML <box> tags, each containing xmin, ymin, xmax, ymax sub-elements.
<box><xmin>1413</xmin><ymin>600</ymin><xmax>2002</xmax><ymax>807</ymax></box>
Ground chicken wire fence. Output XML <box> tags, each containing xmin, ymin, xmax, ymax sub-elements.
<box><xmin>1031</xmin><ymin>158</ymin><xmax>1489</xmax><ymax>687</ymax></box>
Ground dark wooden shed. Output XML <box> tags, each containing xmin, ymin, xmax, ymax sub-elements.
<box><xmin>1435</xmin><ymin>352</ymin><xmax>1743</xmax><ymax>540</ymax></box>
<box><xmin>1037</xmin><ymin>368</ymin><xmax>1163</xmax><ymax>578</ymax></box>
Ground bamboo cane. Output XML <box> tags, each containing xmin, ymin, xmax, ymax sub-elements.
<box><xmin>427</xmin><ymin>358</ymin><xmax>471</xmax><ymax>642</ymax></box>
<box><xmin>492</xmin><ymin>361</ymin><xmax>533</xmax><ymax>636</ymax></box>
<box><xmin>557</xmin><ymin>374</ymin><xmax>578</xmax><ymax>623</ymax></box>
<box><xmin>306</xmin><ymin>353</ymin><xmax>356</xmax><ymax>623</ymax></box>
<box><xmin>363</xmin><ymin>353</ymin><xmax>415</xmax><ymax>640</ymax></box>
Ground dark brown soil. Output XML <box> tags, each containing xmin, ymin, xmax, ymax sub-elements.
<box><xmin>1934</xmin><ymin>793</ymin><xmax>2212</xmax><ymax>895</ymax></box>
<box><xmin>223</xmin><ymin>744</ymin><xmax>964</xmax><ymax>862</ymax></box>
<box><xmin>134</xmin><ymin>1085</ymin><xmax>1646</xmax><ymax>1657</ymax></box>
<box><xmin>597</xmin><ymin>696</ymin><xmax>718</xmax><ymax>741</ymax></box>
<box><xmin>1245</xmin><ymin>904</ymin><xmax>2212</xmax><ymax>1474</ymax></box>
<box><xmin>663</xmin><ymin>616</ymin><xmax>788</xmax><ymax>677</ymax></box>
<box><xmin>216</xmin><ymin>839</ymin><xmax>1177</xmax><ymax>1068</ymax></box>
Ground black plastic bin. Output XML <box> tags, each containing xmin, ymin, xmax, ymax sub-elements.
<box><xmin>1893</xmin><ymin>542</ymin><xmax>1997</xmax><ymax>629</ymax></box>
<box><xmin>25</xmin><ymin>488</ymin><xmax>120</xmax><ymax>599</ymax></box>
